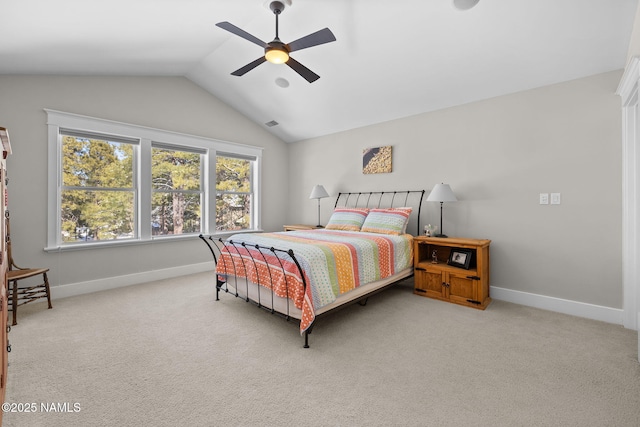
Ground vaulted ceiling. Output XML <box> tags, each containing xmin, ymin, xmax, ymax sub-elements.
<box><xmin>1</xmin><ymin>0</ymin><xmax>637</xmax><ymax>143</ymax></box>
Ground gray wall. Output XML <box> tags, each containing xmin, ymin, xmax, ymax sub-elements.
<box><xmin>0</xmin><ymin>75</ymin><xmax>289</xmax><ymax>288</ymax></box>
<box><xmin>289</xmin><ymin>71</ymin><xmax>623</xmax><ymax>309</ymax></box>
<box><xmin>0</xmin><ymin>71</ymin><xmax>625</xmax><ymax>311</ymax></box>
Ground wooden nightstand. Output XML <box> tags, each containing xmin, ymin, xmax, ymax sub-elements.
<box><xmin>283</xmin><ymin>224</ymin><xmax>323</xmax><ymax>231</ymax></box>
<box><xmin>413</xmin><ymin>236</ymin><xmax>491</xmax><ymax>309</ymax></box>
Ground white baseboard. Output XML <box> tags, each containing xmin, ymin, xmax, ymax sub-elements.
<box><xmin>50</xmin><ymin>271</ymin><xmax>627</xmax><ymax>328</ymax></box>
<box><xmin>491</xmin><ymin>286</ymin><xmax>624</xmax><ymax>326</ymax></box>
<box><xmin>50</xmin><ymin>262</ymin><xmax>214</xmax><ymax>300</ymax></box>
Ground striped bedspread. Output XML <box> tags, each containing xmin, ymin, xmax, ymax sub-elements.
<box><xmin>216</xmin><ymin>229</ymin><xmax>413</xmax><ymax>333</ymax></box>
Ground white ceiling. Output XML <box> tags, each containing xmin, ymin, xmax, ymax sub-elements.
<box><xmin>1</xmin><ymin>0</ymin><xmax>637</xmax><ymax>143</ymax></box>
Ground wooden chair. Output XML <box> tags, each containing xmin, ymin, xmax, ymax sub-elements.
<box><xmin>6</xmin><ymin>217</ymin><xmax>52</xmax><ymax>326</ymax></box>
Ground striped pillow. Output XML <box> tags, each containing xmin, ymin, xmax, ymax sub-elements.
<box><xmin>360</xmin><ymin>207</ymin><xmax>412</xmax><ymax>235</ymax></box>
<box><xmin>325</xmin><ymin>208</ymin><xmax>370</xmax><ymax>231</ymax></box>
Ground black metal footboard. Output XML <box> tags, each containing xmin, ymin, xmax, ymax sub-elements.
<box><xmin>198</xmin><ymin>234</ymin><xmax>315</xmax><ymax>347</ymax></box>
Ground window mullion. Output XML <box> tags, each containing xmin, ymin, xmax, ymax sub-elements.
<box><xmin>139</xmin><ymin>138</ymin><xmax>152</xmax><ymax>240</ymax></box>
<box><xmin>249</xmin><ymin>155</ymin><xmax>259</xmax><ymax>231</ymax></box>
<box><xmin>206</xmin><ymin>150</ymin><xmax>215</xmax><ymax>235</ymax></box>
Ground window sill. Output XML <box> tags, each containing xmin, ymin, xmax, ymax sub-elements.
<box><xmin>45</xmin><ymin>234</ymin><xmax>199</xmax><ymax>252</ymax></box>
<box><xmin>44</xmin><ymin>229</ymin><xmax>264</xmax><ymax>252</ymax></box>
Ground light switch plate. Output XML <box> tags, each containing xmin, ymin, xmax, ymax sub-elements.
<box><xmin>551</xmin><ymin>193</ymin><xmax>561</xmax><ymax>205</ymax></box>
<box><xmin>539</xmin><ymin>193</ymin><xmax>549</xmax><ymax>205</ymax></box>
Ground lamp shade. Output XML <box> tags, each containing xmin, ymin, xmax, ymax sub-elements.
<box><xmin>426</xmin><ymin>184</ymin><xmax>457</xmax><ymax>202</ymax></box>
<box><xmin>309</xmin><ymin>185</ymin><xmax>330</xmax><ymax>200</ymax></box>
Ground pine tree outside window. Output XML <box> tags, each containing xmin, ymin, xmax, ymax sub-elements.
<box><xmin>151</xmin><ymin>144</ymin><xmax>203</xmax><ymax>236</ymax></box>
<box><xmin>216</xmin><ymin>154</ymin><xmax>254</xmax><ymax>231</ymax></box>
<box><xmin>61</xmin><ymin>131</ymin><xmax>136</xmax><ymax>243</ymax></box>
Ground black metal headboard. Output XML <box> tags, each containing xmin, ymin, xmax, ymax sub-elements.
<box><xmin>333</xmin><ymin>190</ymin><xmax>426</xmax><ymax>236</ymax></box>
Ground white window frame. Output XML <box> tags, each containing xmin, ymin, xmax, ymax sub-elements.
<box><xmin>215</xmin><ymin>152</ymin><xmax>257</xmax><ymax>232</ymax></box>
<box><xmin>59</xmin><ymin>128</ymin><xmax>140</xmax><ymax>242</ymax></box>
<box><xmin>151</xmin><ymin>142</ymin><xmax>205</xmax><ymax>237</ymax></box>
<box><xmin>45</xmin><ymin>109</ymin><xmax>262</xmax><ymax>251</ymax></box>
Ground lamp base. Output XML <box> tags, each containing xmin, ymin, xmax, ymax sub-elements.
<box><xmin>316</xmin><ymin>225</ymin><xmax>324</xmax><ymax>228</ymax></box>
<box><xmin>433</xmin><ymin>233</ymin><xmax>448</xmax><ymax>238</ymax></box>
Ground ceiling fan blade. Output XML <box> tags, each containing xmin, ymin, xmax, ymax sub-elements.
<box><xmin>287</xmin><ymin>28</ymin><xmax>336</xmax><ymax>52</ymax></box>
<box><xmin>231</xmin><ymin>57</ymin><xmax>267</xmax><ymax>76</ymax></box>
<box><xmin>216</xmin><ymin>21</ymin><xmax>267</xmax><ymax>48</ymax></box>
<box><xmin>286</xmin><ymin>57</ymin><xmax>320</xmax><ymax>83</ymax></box>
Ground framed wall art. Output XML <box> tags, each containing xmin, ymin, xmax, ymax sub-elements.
<box><xmin>363</xmin><ymin>146</ymin><xmax>392</xmax><ymax>174</ymax></box>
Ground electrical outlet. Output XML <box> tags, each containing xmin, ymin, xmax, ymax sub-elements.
<box><xmin>551</xmin><ymin>193</ymin><xmax>561</xmax><ymax>205</ymax></box>
<box><xmin>539</xmin><ymin>193</ymin><xmax>549</xmax><ymax>205</ymax></box>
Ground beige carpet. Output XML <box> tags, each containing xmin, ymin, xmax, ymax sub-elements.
<box><xmin>2</xmin><ymin>272</ymin><xmax>639</xmax><ymax>427</ymax></box>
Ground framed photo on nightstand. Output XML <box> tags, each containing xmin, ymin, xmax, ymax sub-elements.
<box><xmin>448</xmin><ymin>248</ymin><xmax>473</xmax><ymax>269</ymax></box>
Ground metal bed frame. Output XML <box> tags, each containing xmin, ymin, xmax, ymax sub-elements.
<box><xmin>199</xmin><ymin>190</ymin><xmax>425</xmax><ymax>348</ymax></box>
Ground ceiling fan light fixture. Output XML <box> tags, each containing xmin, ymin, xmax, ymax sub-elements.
<box><xmin>217</xmin><ymin>0</ymin><xmax>335</xmax><ymax>82</ymax></box>
<box><xmin>265</xmin><ymin>46</ymin><xmax>289</xmax><ymax>64</ymax></box>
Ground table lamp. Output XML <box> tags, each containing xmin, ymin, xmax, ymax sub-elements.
<box><xmin>309</xmin><ymin>185</ymin><xmax>330</xmax><ymax>227</ymax></box>
<box><xmin>426</xmin><ymin>183</ymin><xmax>457</xmax><ymax>237</ymax></box>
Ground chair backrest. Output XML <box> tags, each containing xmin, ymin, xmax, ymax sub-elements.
<box><xmin>5</xmin><ymin>216</ymin><xmax>15</xmax><ymax>271</ymax></box>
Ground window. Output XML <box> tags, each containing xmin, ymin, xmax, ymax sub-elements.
<box><xmin>61</xmin><ymin>130</ymin><xmax>136</xmax><ymax>242</ymax></box>
<box><xmin>216</xmin><ymin>154</ymin><xmax>254</xmax><ymax>231</ymax></box>
<box><xmin>151</xmin><ymin>144</ymin><xmax>203</xmax><ymax>236</ymax></box>
<box><xmin>46</xmin><ymin>110</ymin><xmax>262</xmax><ymax>250</ymax></box>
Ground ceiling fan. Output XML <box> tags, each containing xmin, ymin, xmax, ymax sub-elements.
<box><xmin>216</xmin><ymin>0</ymin><xmax>336</xmax><ymax>83</ymax></box>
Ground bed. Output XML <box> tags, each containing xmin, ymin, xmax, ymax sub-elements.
<box><xmin>200</xmin><ymin>190</ymin><xmax>425</xmax><ymax>348</ymax></box>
